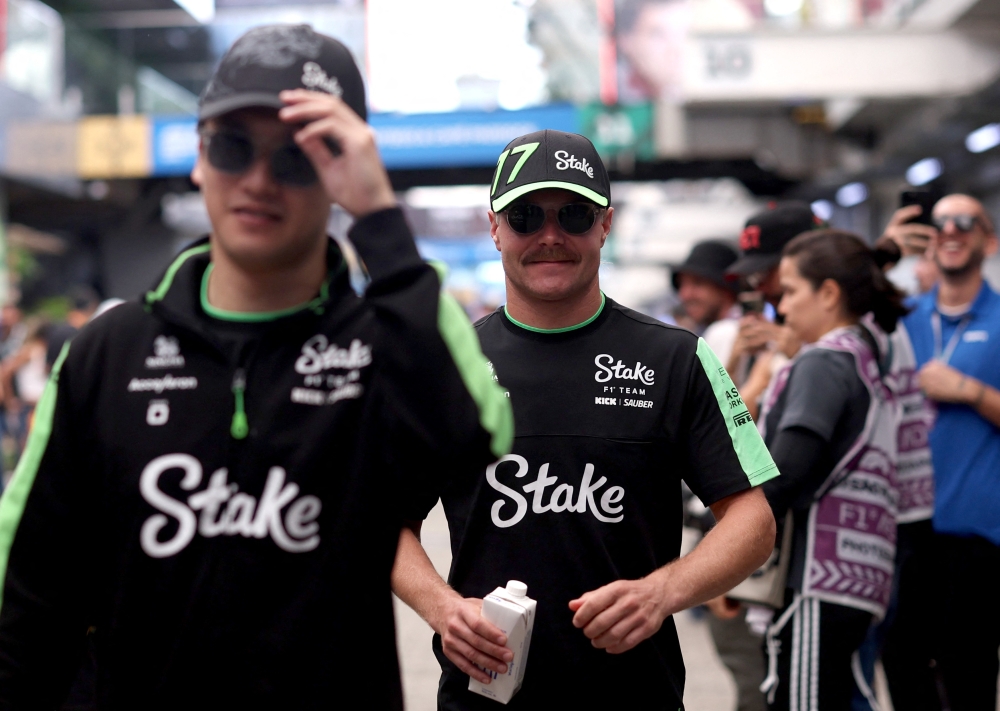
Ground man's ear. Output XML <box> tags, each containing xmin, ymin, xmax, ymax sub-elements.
<box><xmin>488</xmin><ymin>210</ymin><xmax>501</xmax><ymax>252</ymax></box>
<box><xmin>191</xmin><ymin>142</ymin><xmax>205</xmax><ymax>187</ymax></box>
<box><xmin>985</xmin><ymin>232</ymin><xmax>999</xmax><ymax>258</ymax></box>
<box><xmin>600</xmin><ymin>206</ymin><xmax>614</xmax><ymax>248</ymax></box>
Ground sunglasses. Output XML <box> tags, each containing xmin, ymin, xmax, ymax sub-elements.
<box><xmin>933</xmin><ymin>214</ymin><xmax>981</xmax><ymax>232</ymax></box>
<box><xmin>503</xmin><ymin>202</ymin><xmax>601</xmax><ymax>235</ymax></box>
<box><xmin>200</xmin><ymin>127</ymin><xmax>319</xmax><ymax>187</ymax></box>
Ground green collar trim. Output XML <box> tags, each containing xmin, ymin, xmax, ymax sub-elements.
<box><xmin>200</xmin><ymin>263</ymin><xmax>330</xmax><ymax>322</ymax></box>
<box><xmin>504</xmin><ymin>292</ymin><xmax>605</xmax><ymax>333</ymax></box>
<box><xmin>146</xmin><ymin>244</ymin><xmax>212</xmax><ymax>305</ymax></box>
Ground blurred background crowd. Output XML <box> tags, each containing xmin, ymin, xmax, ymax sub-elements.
<box><xmin>0</xmin><ymin>0</ymin><xmax>998</xmax><ymax>708</ymax></box>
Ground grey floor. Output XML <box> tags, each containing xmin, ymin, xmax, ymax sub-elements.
<box><xmin>394</xmin><ymin>503</ymin><xmax>738</xmax><ymax>711</ymax></box>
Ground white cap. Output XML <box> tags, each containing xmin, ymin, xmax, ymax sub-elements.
<box><xmin>506</xmin><ymin>580</ymin><xmax>527</xmax><ymax>597</ymax></box>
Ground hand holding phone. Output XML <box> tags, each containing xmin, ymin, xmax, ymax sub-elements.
<box><xmin>882</xmin><ymin>193</ymin><xmax>940</xmax><ymax>257</ymax></box>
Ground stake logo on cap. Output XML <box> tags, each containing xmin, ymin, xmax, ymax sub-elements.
<box><xmin>199</xmin><ymin>24</ymin><xmax>367</xmax><ymax>121</ymax></box>
<box><xmin>491</xmin><ymin>130</ymin><xmax>611</xmax><ymax>212</ymax></box>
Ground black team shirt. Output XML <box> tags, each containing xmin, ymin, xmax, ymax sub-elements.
<box><xmin>421</xmin><ymin>296</ymin><xmax>779</xmax><ymax>710</ymax></box>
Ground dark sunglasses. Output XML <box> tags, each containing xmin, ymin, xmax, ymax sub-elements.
<box><xmin>503</xmin><ymin>202</ymin><xmax>601</xmax><ymax>235</ymax></box>
<box><xmin>933</xmin><ymin>214</ymin><xmax>981</xmax><ymax>232</ymax></box>
<box><xmin>200</xmin><ymin>127</ymin><xmax>318</xmax><ymax>187</ymax></box>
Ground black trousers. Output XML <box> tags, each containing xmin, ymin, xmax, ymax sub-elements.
<box><xmin>881</xmin><ymin>520</ymin><xmax>944</xmax><ymax>711</ymax></box>
<box><xmin>767</xmin><ymin>595</ymin><xmax>872</xmax><ymax>711</ymax></box>
<box><xmin>935</xmin><ymin>533</ymin><xmax>1000</xmax><ymax>711</ymax></box>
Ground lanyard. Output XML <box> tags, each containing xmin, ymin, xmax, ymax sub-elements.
<box><xmin>931</xmin><ymin>311</ymin><xmax>973</xmax><ymax>364</ymax></box>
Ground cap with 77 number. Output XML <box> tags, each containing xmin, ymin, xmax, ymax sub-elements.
<box><xmin>490</xmin><ymin>130</ymin><xmax>611</xmax><ymax>212</ymax></box>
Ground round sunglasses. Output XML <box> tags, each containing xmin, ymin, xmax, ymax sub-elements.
<box><xmin>200</xmin><ymin>127</ymin><xmax>321</xmax><ymax>187</ymax></box>
<box><xmin>933</xmin><ymin>214</ymin><xmax>982</xmax><ymax>233</ymax></box>
<box><xmin>503</xmin><ymin>202</ymin><xmax>601</xmax><ymax>235</ymax></box>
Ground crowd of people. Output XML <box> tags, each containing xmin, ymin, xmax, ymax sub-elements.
<box><xmin>0</xmin><ymin>289</ymin><xmax>103</xmax><ymax>489</ymax></box>
<box><xmin>0</xmin><ymin>21</ymin><xmax>995</xmax><ymax>711</ymax></box>
<box><xmin>670</xmin><ymin>195</ymin><xmax>999</xmax><ymax>711</ymax></box>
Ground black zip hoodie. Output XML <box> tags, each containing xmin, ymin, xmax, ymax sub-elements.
<box><xmin>0</xmin><ymin>207</ymin><xmax>512</xmax><ymax>711</ymax></box>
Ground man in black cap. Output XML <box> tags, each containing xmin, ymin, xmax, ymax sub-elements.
<box><xmin>392</xmin><ymin>130</ymin><xmax>779</xmax><ymax>710</ymax></box>
<box><xmin>0</xmin><ymin>24</ymin><xmax>510</xmax><ymax>710</ymax></box>
<box><xmin>671</xmin><ymin>239</ymin><xmax>741</xmax><ymax>360</ymax></box>
<box><xmin>724</xmin><ymin>202</ymin><xmax>819</xmax><ymax>384</ymax></box>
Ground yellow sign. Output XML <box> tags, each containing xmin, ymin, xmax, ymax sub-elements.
<box><xmin>77</xmin><ymin>115</ymin><xmax>151</xmax><ymax>178</ymax></box>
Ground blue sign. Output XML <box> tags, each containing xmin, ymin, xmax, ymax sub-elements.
<box><xmin>152</xmin><ymin>117</ymin><xmax>198</xmax><ymax>176</ymax></box>
<box><xmin>370</xmin><ymin>105</ymin><xmax>578</xmax><ymax>169</ymax></box>
<box><xmin>148</xmin><ymin>104</ymin><xmax>579</xmax><ymax>175</ymax></box>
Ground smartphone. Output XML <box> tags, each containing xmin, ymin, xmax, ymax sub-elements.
<box><xmin>900</xmin><ymin>191</ymin><xmax>937</xmax><ymax>226</ymax></box>
<box><xmin>739</xmin><ymin>291</ymin><xmax>765</xmax><ymax>316</ymax></box>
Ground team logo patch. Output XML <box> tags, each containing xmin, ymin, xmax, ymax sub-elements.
<box><xmin>147</xmin><ymin>400</ymin><xmax>170</xmax><ymax>426</ymax></box>
<box><xmin>146</xmin><ymin>335</ymin><xmax>185</xmax><ymax>369</ymax></box>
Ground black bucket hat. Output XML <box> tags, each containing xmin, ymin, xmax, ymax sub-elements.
<box><xmin>671</xmin><ymin>240</ymin><xmax>740</xmax><ymax>293</ymax></box>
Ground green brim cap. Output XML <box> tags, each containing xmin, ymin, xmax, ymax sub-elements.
<box><xmin>490</xmin><ymin>129</ymin><xmax>611</xmax><ymax>212</ymax></box>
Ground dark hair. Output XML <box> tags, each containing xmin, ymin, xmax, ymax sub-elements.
<box><xmin>783</xmin><ymin>229</ymin><xmax>909</xmax><ymax>333</ymax></box>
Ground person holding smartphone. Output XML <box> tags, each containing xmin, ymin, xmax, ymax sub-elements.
<box><xmin>894</xmin><ymin>193</ymin><xmax>1000</xmax><ymax>711</ymax></box>
<box><xmin>0</xmin><ymin>24</ymin><xmax>511</xmax><ymax>710</ymax></box>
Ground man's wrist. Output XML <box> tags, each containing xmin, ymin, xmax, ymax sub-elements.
<box><xmin>352</xmin><ymin>193</ymin><xmax>398</xmax><ymax>220</ymax></box>
<box><xmin>972</xmin><ymin>380</ymin><xmax>988</xmax><ymax>410</ymax></box>
<box><xmin>426</xmin><ymin>586</ymin><xmax>464</xmax><ymax>635</ymax></box>
<box><xmin>645</xmin><ymin>566</ymin><xmax>681</xmax><ymax>621</ymax></box>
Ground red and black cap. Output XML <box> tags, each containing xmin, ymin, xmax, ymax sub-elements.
<box><xmin>490</xmin><ymin>130</ymin><xmax>611</xmax><ymax>212</ymax></box>
<box><xmin>199</xmin><ymin>24</ymin><xmax>367</xmax><ymax>122</ymax></box>
<box><xmin>727</xmin><ymin>201</ymin><xmax>822</xmax><ymax>278</ymax></box>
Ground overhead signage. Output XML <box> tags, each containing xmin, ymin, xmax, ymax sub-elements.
<box><xmin>78</xmin><ymin>116</ymin><xmax>151</xmax><ymax>179</ymax></box>
<box><xmin>152</xmin><ymin>118</ymin><xmax>198</xmax><ymax>177</ymax></box>
<box><xmin>0</xmin><ymin>104</ymin><xmax>583</xmax><ymax>179</ymax></box>
<box><xmin>370</xmin><ymin>105</ymin><xmax>578</xmax><ymax>169</ymax></box>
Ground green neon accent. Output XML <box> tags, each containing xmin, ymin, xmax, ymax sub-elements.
<box><xmin>492</xmin><ymin>181</ymin><xmax>609</xmax><ymax>211</ymax></box>
<box><xmin>506</xmin><ymin>142</ymin><xmax>540</xmax><ymax>184</ymax></box>
<box><xmin>200</xmin><ymin>264</ymin><xmax>330</xmax><ymax>322</ymax></box>
<box><xmin>146</xmin><ymin>244</ymin><xmax>212</xmax><ymax>304</ymax></box>
<box><xmin>504</xmin><ymin>293</ymin><xmax>606</xmax><ymax>334</ymax></box>
<box><xmin>696</xmin><ymin>338</ymin><xmax>778</xmax><ymax>486</ymax></box>
<box><xmin>491</xmin><ymin>150</ymin><xmax>511</xmax><ymax>197</ymax></box>
<box><xmin>231</xmin><ymin>369</ymin><xmax>249</xmax><ymax>439</ymax></box>
<box><xmin>0</xmin><ymin>342</ymin><xmax>70</xmax><ymax>616</ymax></box>
<box><xmin>430</xmin><ymin>261</ymin><xmax>513</xmax><ymax>459</ymax></box>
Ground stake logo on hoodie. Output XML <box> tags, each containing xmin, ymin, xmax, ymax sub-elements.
<box><xmin>139</xmin><ymin>453</ymin><xmax>321</xmax><ymax>558</ymax></box>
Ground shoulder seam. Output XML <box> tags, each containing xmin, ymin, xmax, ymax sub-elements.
<box><xmin>610</xmin><ymin>303</ymin><xmax>699</xmax><ymax>338</ymax></box>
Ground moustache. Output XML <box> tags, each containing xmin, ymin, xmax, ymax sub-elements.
<box><xmin>522</xmin><ymin>248</ymin><xmax>580</xmax><ymax>265</ymax></box>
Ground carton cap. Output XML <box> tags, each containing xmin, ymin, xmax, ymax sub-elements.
<box><xmin>506</xmin><ymin>580</ymin><xmax>528</xmax><ymax>597</ymax></box>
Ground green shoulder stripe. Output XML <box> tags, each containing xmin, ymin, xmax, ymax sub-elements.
<box><xmin>696</xmin><ymin>338</ymin><xmax>778</xmax><ymax>486</ymax></box>
<box><xmin>431</xmin><ymin>262</ymin><xmax>513</xmax><ymax>459</ymax></box>
<box><xmin>146</xmin><ymin>243</ymin><xmax>211</xmax><ymax>305</ymax></box>
<box><xmin>0</xmin><ymin>342</ymin><xmax>70</xmax><ymax>614</ymax></box>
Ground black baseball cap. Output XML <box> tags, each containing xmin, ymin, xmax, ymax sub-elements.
<box><xmin>727</xmin><ymin>201</ymin><xmax>821</xmax><ymax>278</ymax></box>
<box><xmin>490</xmin><ymin>130</ymin><xmax>610</xmax><ymax>212</ymax></box>
<box><xmin>199</xmin><ymin>24</ymin><xmax>367</xmax><ymax>122</ymax></box>
<box><xmin>670</xmin><ymin>240</ymin><xmax>740</xmax><ymax>293</ymax></box>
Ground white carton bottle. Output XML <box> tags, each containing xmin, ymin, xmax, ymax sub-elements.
<box><xmin>468</xmin><ymin>580</ymin><xmax>537</xmax><ymax>705</ymax></box>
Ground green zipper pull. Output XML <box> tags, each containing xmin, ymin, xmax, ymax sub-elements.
<box><xmin>231</xmin><ymin>369</ymin><xmax>249</xmax><ymax>440</ymax></box>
